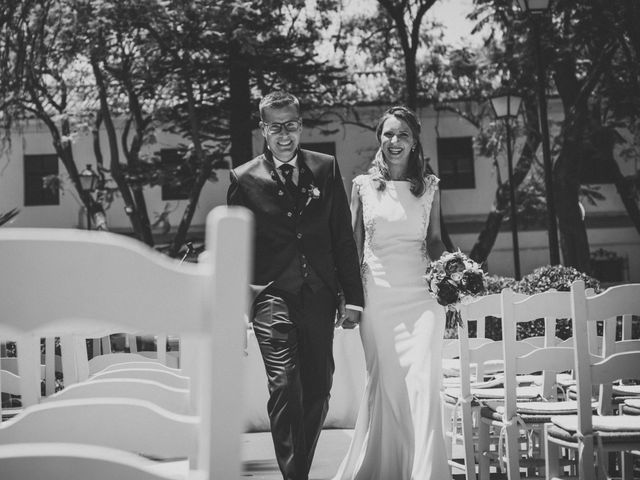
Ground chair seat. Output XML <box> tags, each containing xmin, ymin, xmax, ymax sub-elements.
<box><xmin>444</xmin><ymin>385</ymin><xmax>541</xmax><ymax>402</ymax></box>
<box><xmin>443</xmin><ymin>392</ymin><xmax>481</xmax><ymax>407</ymax></box>
<box><xmin>612</xmin><ymin>384</ymin><xmax>640</xmax><ymax>396</ymax></box>
<box><xmin>567</xmin><ymin>384</ymin><xmax>640</xmax><ymax>400</ymax></box>
<box><xmin>625</xmin><ymin>398</ymin><xmax>640</xmax><ymax>409</ymax></box>
<box><xmin>480</xmin><ymin>400</ymin><xmax>579</xmax><ymax>425</ymax></box>
<box><xmin>623</xmin><ymin>398</ymin><xmax>640</xmax><ymax>415</ymax></box>
<box><xmin>547</xmin><ymin>415</ymin><xmax>640</xmax><ymax>443</ymax></box>
<box><xmin>490</xmin><ymin>400</ymin><xmax>582</xmax><ymax>415</ymax></box>
<box><xmin>621</xmin><ymin>404</ymin><xmax>640</xmax><ymax>415</ymax></box>
<box><xmin>442</xmin><ymin>358</ymin><xmax>504</xmax><ymax>378</ymax></box>
<box><xmin>532</xmin><ymin>372</ymin><xmax>575</xmax><ymax>388</ymax></box>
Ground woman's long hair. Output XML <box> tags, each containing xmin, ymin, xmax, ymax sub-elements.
<box><xmin>369</xmin><ymin>106</ymin><xmax>431</xmax><ymax>197</ymax></box>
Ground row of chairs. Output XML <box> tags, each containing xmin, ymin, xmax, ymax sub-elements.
<box><xmin>443</xmin><ymin>281</ymin><xmax>640</xmax><ymax>480</ymax></box>
<box><xmin>0</xmin><ymin>206</ymin><xmax>253</xmax><ymax>480</ymax></box>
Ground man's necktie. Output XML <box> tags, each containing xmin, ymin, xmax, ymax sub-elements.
<box><xmin>279</xmin><ymin>164</ymin><xmax>298</xmax><ymax>199</ymax></box>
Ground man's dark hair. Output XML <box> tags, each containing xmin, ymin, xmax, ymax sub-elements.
<box><xmin>259</xmin><ymin>91</ymin><xmax>300</xmax><ymax>120</ymax></box>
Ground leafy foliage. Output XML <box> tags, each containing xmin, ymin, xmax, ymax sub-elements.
<box><xmin>0</xmin><ymin>0</ymin><xmax>347</xmax><ymax>254</ymax></box>
<box><xmin>480</xmin><ymin>265</ymin><xmax>601</xmax><ymax>340</ymax></box>
<box><xmin>516</xmin><ymin>264</ymin><xmax>601</xmax><ymax>295</ymax></box>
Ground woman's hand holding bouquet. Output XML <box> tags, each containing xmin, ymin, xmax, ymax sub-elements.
<box><xmin>424</xmin><ymin>250</ymin><xmax>487</xmax><ymax>329</ymax></box>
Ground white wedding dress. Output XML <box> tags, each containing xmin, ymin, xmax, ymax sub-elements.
<box><xmin>333</xmin><ymin>174</ymin><xmax>451</xmax><ymax>480</ymax></box>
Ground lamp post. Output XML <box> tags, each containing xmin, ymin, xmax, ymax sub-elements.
<box><xmin>516</xmin><ymin>0</ymin><xmax>561</xmax><ymax>265</ymax></box>
<box><xmin>79</xmin><ymin>164</ymin><xmax>99</xmax><ymax>230</ymax></box>
<box><xmin>490</xmin><ymin>91</ymin><xmax>523</xmax><ymax>280</ymax></box>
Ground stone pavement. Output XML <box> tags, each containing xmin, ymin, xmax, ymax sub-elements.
<box><xmin>242</xmin><ymin>429</ymin><xmax>352</xmax><ymax>480</ymax></box>
<box><xmin>241</xmin><ymin>429</ymin><xmax>498</xmax><ymax>480</ymax></box>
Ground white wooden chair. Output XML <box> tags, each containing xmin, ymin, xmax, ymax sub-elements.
<box><xmin>0</xmin><ymin>206</ymin><xmax>252</xmax><ymax>480</ymax></box>
<box><xmin>544</xmin><ymin>281</ymin><xmax>640</xmax><ymax>480</ymax></box>
<box><xmin>443</xmin><ymin>292</ymin><xmax>530</xmax><ymax>480</ymax></box>
<box><xmin>478</xmin><ymin>289</ymin><xmax>576</xmax><ymax>480</ymax></box>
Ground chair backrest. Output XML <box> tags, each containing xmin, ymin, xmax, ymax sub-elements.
<box><xmin>0</xmin><ymin>398</ymin><xmax>198</xmax><ymax>459</ymax></box>
<box><xmin>43</xmin><ymin>378</ymin><xmax>191</xmax><ymax>415</ymax></box>
<box><xmin>88</xmin><ymin>352</ymin><xmax>179</xmax><ymax>377</ymax></box>
<box><xmin>89</xmin><ymin>367</ymin><xmax>190</xmax><ymax>390</ymax></box>
<box><xmin>457</xmin><ymin>293</ymin><xmax>526</xmax><ymax>398</ymax></box>
<box><xmin>95</xmin><ymin>360</ymin><xmax>181</xmax><ymax>375</ymax></box>
<box><xmin>0</xmin><ymin>443</ymin><xmax>183</xmax><ymax>480</ymax></box>
<box><xmin>0</xmin><ymin>206</ymin><xmax>252</xmax><ymax>480</ymax></box>
<box><xmin>500</xmin><ymin>289</ymin><xmax>575</xmax><ymax>419</ymax></box>
<box><xmin>571</xmin><ymin>281</ymin><xmax>640</xmax><ymax>436</ymax></box>
<box><xmin>86</xmin><ymin>333</ymin><xmax>179</xmax><ymax>374</ymax></box>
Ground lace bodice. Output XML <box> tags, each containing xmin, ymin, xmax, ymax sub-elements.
<box><xmin>354</xmin><ymin>174</ymin><xmax>439</xmax><ymax>269</ymax></box>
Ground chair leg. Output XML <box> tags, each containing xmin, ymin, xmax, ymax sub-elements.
<box><xmin>460</xmin><ymin>401</ymin><xmax>477</xmax><ymax>480</ymax></box>
<box><xmin>441</xmin><ymin>400</ymin><xmax>454</xmax><ymax>461</ymax></box>
<box><xmin>478</xmin><ymin>419</ymin><xmax>491</xmax><ymax>480</ymax></box>
<box><xmin>544</xmin><ymin>426</ymin><xmax>561</xmax><ymax>479</ymax></box>
<box><xmin>504</xmin><ymin>423</ymin><xmax>521</xmax><ymax>480</ymax></box>
<box><xmin>578</xmin><ymin>437</ymin><xmax>596</xmax><ymax>480</ymax></box>
<box><xmin>621</xmin><ymin>452</ymin><xmax>633</xmax><ymax>480</ymax></box>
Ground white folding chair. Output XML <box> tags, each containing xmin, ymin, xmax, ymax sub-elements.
<box><xmin>478</xmin><ymin>289</ymin><xmax>576</xmax><ymax>480</ymax></box>
<box><xmin>544</xmin><ymin>281</ymin><xmax>640</xmax><ymax>480</ymax></box>
<box><xmin>443</xmin><ymin>292</ymin><xmax>529</xmax><ymax>480</ymax></box>
<box><xmin>0</xmin><ymin>206</ymin><xmax>252</xmax><ymax>480</ymax></box>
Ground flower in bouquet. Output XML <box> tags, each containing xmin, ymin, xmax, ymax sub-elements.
<box><xmin>424</xmin><ymin>250</ymin><xmax>487</xmax><ymax>329</ymax></box>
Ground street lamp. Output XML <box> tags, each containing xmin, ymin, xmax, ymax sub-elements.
<box><xmin>515</xmin><ymin>0</ymin><xmax>561</xmax><ymax>265</ymax></box>
<box><xmin>490</xmin><ymin>90</ymin><xmax>523</xmax><ymax>280</ymax></box>
<box><xmin>79</xmin><ymin>164</ymin><xmax>99</xmax><ymax>230</ymax></box>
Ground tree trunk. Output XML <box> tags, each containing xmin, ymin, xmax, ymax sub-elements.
<box><xmin>91</xmin><ymin>57</ymin><xmax>150</xmax><ymax>243</ymax></box>
<box><xmin>554</xmin><ymin>144</ymin><xmax>591</xmax><ymax>272</ymax></box>
<box><xmin>552</xmin><ymin>105</ymin><xmax>591</xmax><ymax>272</ymax></box>
<box><xmin>229</xmin><ymin>44</ymin><xmax>253</xmax><ymax>167</ymax></box>
<box><xmin>553</xmin><ymin>54</ymin><xmax>592</xmax><ymax>272</ymax></box>
<box><xmin>594</xmin><ymin>127</ymin><xmax>640</xmax><ymax>235</ymax></box>
<box><xmin>169</xmin><ymin>78</ymin><xmax>212</xmax><ymax>257</ymax></box>
<box><xmin>405</xmin><ymin>52</ymin><xmax>418</xmax><ymax>111</ymax></box>
<box><xmin>469</xmin><ymin>98</ymin><xmax>541</xmax><ymax>264</ymax></box>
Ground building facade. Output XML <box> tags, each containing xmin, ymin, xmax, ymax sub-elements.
<box><xmin>1</xmin><ymin>102</ymin><xmax>638</xmax><ymax>282</ymax></box>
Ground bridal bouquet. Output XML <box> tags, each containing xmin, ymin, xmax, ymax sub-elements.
<box><xmin>424</xmin><ymin>250</ymin><xmax>487</xmax><ymax>329</ymax></box>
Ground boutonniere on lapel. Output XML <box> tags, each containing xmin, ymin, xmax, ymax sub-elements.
<box><xmin>305</xmin><ymin>184</ymin><xmax>321</xmax><ymax>206</ymax></box>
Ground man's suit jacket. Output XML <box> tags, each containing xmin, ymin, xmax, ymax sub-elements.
<box><xmin>227</xmin><ymin>149</ymin><xmax>364</xmax><ymax>308</ymax></box>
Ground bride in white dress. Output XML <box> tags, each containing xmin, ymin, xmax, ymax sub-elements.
<box><xmin>334</xmin><ymin>106</ymin><xmax>451</xmax><ymax>480</ymax></box>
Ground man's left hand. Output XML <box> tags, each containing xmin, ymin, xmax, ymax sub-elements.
<box><xmin>339</xmin><ymin>308</ymin><xmax>361</xmax><ymax>329</ymax></box>
<box><xmin>335</xmin><ymin>294</ymin><xmax>361</xmax><ymax>328</ymax></box>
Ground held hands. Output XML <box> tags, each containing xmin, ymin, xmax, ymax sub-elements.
<box><xmin>340</xmin><ymin>309</ymin><xmax>361</xmax><ymax>329</ymax></box>
<box><xmin>335</xmin><ymin>294</ymin><xmax>361</xmax><ymax>329</ymax></box>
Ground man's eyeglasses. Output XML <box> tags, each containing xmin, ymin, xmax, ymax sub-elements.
<box><xmin>261</xmin><ymin>119</ymin><xmax>301</xmax><ymax>134</ymax></box>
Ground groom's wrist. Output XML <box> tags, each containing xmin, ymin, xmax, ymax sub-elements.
<box><xmin>345</xmin><ymin>304</ymin><xmax>363</xmax><ymax>312</ymax></box>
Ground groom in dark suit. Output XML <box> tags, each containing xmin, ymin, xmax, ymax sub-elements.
<box><xmin>227</xmin><ymin>91</ymin><xmax>363</xmax><ymax>480</ymax></box>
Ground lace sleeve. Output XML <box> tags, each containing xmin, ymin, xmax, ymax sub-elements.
<box><xmin>352</xmin><ymin>174</ymin><xmax>364</xmax><ymax>194</ymax></box>
<box><xmin>426</xmin><ymin>174</ymin><xmax>440</xmax><ymax>192</ymax></box>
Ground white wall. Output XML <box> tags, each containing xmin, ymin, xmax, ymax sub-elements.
<box><xmin>2</xmin><ymin>101</ymin><xmax>638</xmax><ymax>281</ymax></box>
